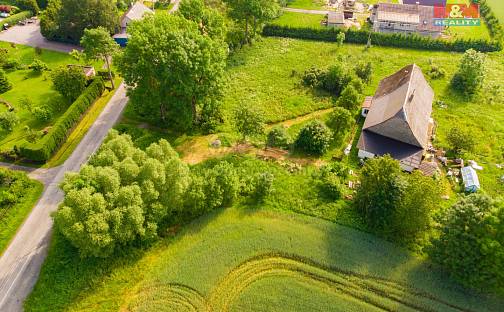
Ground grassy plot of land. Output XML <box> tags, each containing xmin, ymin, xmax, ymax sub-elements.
<box><xmin>271</xmin><ymin>11</ymin><xmax>325</xmax><ymax>28</ymax></box>
<box><xmin>486</xmin><ymin>0</ymin><xmax>504</xmax><ymax>23</ymax></box>
<box><xmin>0</xmin><ymin>42</ymin><xmax>99</xmax><ymax>152</ymax></box>
<box><xmin>0</xmin><ymin>171</ymin><xmax>43</xmax><ymax>256</ymax></box>
<box><xmin>26</xmin><ymin>207</ymin><xmax>503</xmax><ymax>311</ymax></box>
<box><xmin>286</xmin><ymin>0</ymin><xmax>327</xmax><ymax>10</ymax></box>
<box><xmin>221</xmin><ymin>38</ymin><xmax>504</xmax><ymax>196</ymax></box>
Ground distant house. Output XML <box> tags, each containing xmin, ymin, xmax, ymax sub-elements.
<box><xmin>357</xmin><ymin>64</ymin><xmax>434</xmax><ymax>172</ymax></box>
<box><xmin>461</xmin><ymin>166</ymin><xmax>480</xmax><ymax>193</ymax></box>
<box><xmin>327</xmin><ymin>12</ymin><xmax>345</xmax><ymax>28</ymax></box>
<box><xmin>113</xmin><ymin>2</ymin><xmax>153</xmax><ymax>46</ymax></box>
<box><xmin>370</xmin><ymin>3</ymin><xmax>443</xmax><ymax>38</ymax></box>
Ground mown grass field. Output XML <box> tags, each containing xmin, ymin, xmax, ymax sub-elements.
<box><xmin>271</xmin><ymin>11</ymin><xmax>325</xmax><ymax>28</ymax></box>
<box><xmin>0</xmin><ymin>174</ymin><xmax>42</xmax><ymax>256</ymax></box>
<box><xmin>26</xmin><ymin>207</ymin><xmax>504</xmax><ymax>311</ymax></box>
<box><xmin>0</xmin><ymin>42</ymin><xmax>98</xmax><ymax>152</ymax></box>
<box><xmin>286</xmin><ymin>0</ymin><xmax>327</xmax><ymax>10</ymax></box>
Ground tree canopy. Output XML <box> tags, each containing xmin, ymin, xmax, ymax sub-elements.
<box><xmin>40</xmin><ymin>0</ymin><xmax>118</xmax><ymax>44</ymax></box>
<box><xmin>54</xmin><ymin>130</ymin><xmax>190</xmax><ymax>257</ymax></box>
<box><xmin>116</xmin><ymin>13</ymin><xmax>227</xmax><ymax>130</ymax></box>
<box><xmin>451</xmin><ymin>49</ymin><xmax>486</xmax><ymax>96</ymax></box>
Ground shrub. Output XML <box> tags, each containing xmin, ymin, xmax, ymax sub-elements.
<box><xmin>253</xmin><ymin>172</ymin><xmax>274</xmax><ymax>203</ymax></box>
<box><xmin>266</xmin><ymin>126</ymin><xmax>290</xmax><ymax>149</ymax></box>
<box><xmin>294</xmin><ymin>120</ymin><xmax>332</xmax><ymax>156</ymax></box>
<box><xmin>2</xmin><ymin>58</ymin><xmax>21</xmax><ymax>70</ymax></box>
<box><xmin>336</xmin><ymin>85</ymin><xmax>361</xmax><ymax>111</ymax></box>
<box><xmin>320</xmin><ymin>63</ymin><xmax>348</xmax><ymax>96</ymax></box>
<box><xmin>0</xmin><ymin>10</ymin><xmax>32</xmax><ymax>27</ymax></box>
<box><xmin>198</xmin><ymin>100</ymin><xmax>224</xmax><ymax>134</ymax></box>
<box><xmin>18</xmin><ymin>96</ymin><xmax>34</xmax><ymax>112</ymax></box>
<box><xmin>326</xmin><ymin>107</ymin><xmax>353</xmax><ymax>143</ymax></box>
<box><xmin>32</xmin><ymin>106</ymin><xmax>52</xmax><ymax>121</ymax></box>
<box><xmin>302</xmin><ymin>66</ymin><xmax>326</xmax><ymax>88</ymax></box>
<box><xmin>262</xmin><ymin>25</ymin><xmax>502</xmax><ymax>53</ymax></box>
<box><xmin>0</xmin><ymin>69</ymin><xmax>12</xmax><ymax>94</ymax></box>
<box><xmin>447</xmin><ymin>127</ymin><xmax>475</xmax><ymax>155</ymax></box>
<box><xmin>0</xmin><ymin>111</ymin><xmax>19</xmax><ymax>132</ymax></box>
<box><xmin>19</xmin><ymin>78</ymin><xmax>105</xmax><ymax>162</ymax></box>
<box><xmin>233</xmin><ymin>105</ymin><xmax>265</xmax><ymax>141</ymax></box>
<box><xmin>16</xmin><ymin>0</ymin><xmax>39</xmax><ymax>13</ymax></box>
<box><xmin>429</xmin><ymin>194</ymin><xmax>504</xmax><ymax>291</ymax></box>
<box><xmin>52</xmin><ymin>66</ymin><xmax>87</xmax><ymax>102</ymax></box>
<box><xmin>354</xmin><ymin>61</ymin><xmax>372</xmax><ymax>84</ymax></box>
<box><xmin>28</xmin><ymin>59</ymin><xmax>49</xmax><ymax>73</ymax></box>
<box><xmin>451</xmin><ymin>49</ymin><xmax>486</xmax><ymax>96</ymax></box>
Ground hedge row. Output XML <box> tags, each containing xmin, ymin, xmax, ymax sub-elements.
<box><xmin>1</xmin><ymin>10</ymin><xmax>32</xmax><ymax>26</ymax></box>
<box><xmin>19</xmin><ymin>78</ymin><xmax>105</xmax><ymax>162</ymax></box>
<box><xmin>262</xmin><ymin>25</ymin><xmax>502</xmax><ymax>53</ymax></box>
<box><xmin>480</xmin><ymin>0</ymin><xmax>503</xmax><ymax>41</ymax></box>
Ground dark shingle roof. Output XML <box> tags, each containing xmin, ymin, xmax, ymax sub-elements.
<box><xmin>376</xmin><ymin>3</ymin><xmax>444</xmax><ymax>32</ymax></box>
<box><xmin>362</xmin><ymin>64</ymin><xmax>433</xmax><ymax>149</ymax></box>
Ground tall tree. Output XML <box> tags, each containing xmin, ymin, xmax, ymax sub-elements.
<box><xmin>40</xmin><ymin>0</ymin><xmax>118</xmax><ymax>44</ymax></box>
<box><xmin>80</xmin><ymin>27</ymin><xmax>120</xmax><ymax>89</ymax></box>
<box><xmin>225</xmin><ymin>0</ymin><xmax>280</xmax><ymax>43</ymax></box>
<box><xmin>0</xmin><ymin>69</ymin><xmax>12</xmax><ymax>94</ymax></box>
<box><xmin>116</xmin><ymin>14</ymin><xmax>227</xmax><ymax>130</ymax></box>
<box><xmin>451</xmin><ymin>49</ymin><xmax>486</xmax><ymax>96</ymax></box>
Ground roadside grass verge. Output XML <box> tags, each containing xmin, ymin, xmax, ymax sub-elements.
<box><xmin>44</xmin><ymin>78</ymin><xmax>122</xmax><ymax>168</ymax></box>
<box><xmin>0</xmin><ymin>176</ymin><xmax>43</xmax><ymax>256</ymax></box>
<box><xmin>26</xmin><ymin>207</ymin><xmax>504</xmax><ymax>311</ymax></box>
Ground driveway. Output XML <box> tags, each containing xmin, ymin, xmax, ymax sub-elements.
<box><xmin>0</xmin><ymin>84</ymin><xmax>128</xmax><ymax>311</ymax></box>
<box><xmin>0</xmin><ymin>21</ymin><xmax>80</xmax><ymax>53</ymax></box>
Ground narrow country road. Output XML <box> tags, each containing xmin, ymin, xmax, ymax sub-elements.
<box><xmin>0</xmin><ymin>84</ymin><xmax>129</xmax><ymax>311</ymax></box>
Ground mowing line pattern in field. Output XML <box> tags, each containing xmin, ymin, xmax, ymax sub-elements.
<box><xmin>128</xmin><ymin>254</ymin><xmax>473</xmax><ymax>312</ymax></box>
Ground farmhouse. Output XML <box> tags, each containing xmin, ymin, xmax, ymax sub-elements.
<box><xmin>113</xmin><ymin>1</ymin><xmax>153</xmax><ymax>46</ymax></box>
<box><xmin>370</xmin><ymin>3</ymin><xmax>443</xmax><ymax>38</ymax></box>
<box><xmin>357</xmin><ymin>64</ymin><xmax>434</xmax><ymax>172</ymax></box>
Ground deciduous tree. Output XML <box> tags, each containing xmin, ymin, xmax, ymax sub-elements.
<box><xmin>451</xmin><ymin>49</ymin><xmax>486</xmax><ymax>96</ymax></box>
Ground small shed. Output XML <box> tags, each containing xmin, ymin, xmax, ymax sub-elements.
<box><xmin>327</xmin><ymin>12</ymin><xmax>345</xmax><ymax>27</ymax></box>
<box><xmin>461</xmin><ymin>166</ymin><xmax>480</xmax><ymax>193</ymax></box>
<box><xmin>361</xmin><ymin>96</ymin><xmax>373</xmax><ymax>117</ymax></box>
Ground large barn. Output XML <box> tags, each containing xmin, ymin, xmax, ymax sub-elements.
<box><xmin>357</xmin><ymin>64</ymin><xmax>434</xmax><ymax>172</ymax></box>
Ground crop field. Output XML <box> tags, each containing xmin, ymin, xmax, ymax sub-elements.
<box><xmin>26</xmin><ymin>208</ymin><xmax>504</xmax><ymax>311</ymax></box>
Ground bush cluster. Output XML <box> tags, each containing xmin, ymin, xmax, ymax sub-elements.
<box><xmin>429</xmin><ymin>194</ymin><xmax>504</xmax><ymax>291</ymax></box>
<box><xmin>294</xmin><ymin>120</ymin><xmax>333</xmax><ymax>156</ymax></box>
<box><xmin>0</xmin><ymin>168</ymin><xmax>33</xmax><ymax>207</ymax></box>
<box><xmin>262</xmin><ymin>25</ymin><xmax>502</xmax><ymax>53</ymax></box>
<box><xmin>266</xmin><ymin>126</ymin><xmax>290</xmax><ymax>149</ymax></box>
<box><xmin>18</xmin><ymin>78</ymin><xmax>105</xmax><ymax>162</ymax></box>
<box><xmin>1</xmin><ymin>10</ymin><xmax>32</xmax><ymax>26</ymax></box>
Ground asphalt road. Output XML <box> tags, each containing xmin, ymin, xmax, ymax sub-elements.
<box><xmin>0</xmin><ymin>84</ymin><xmax>128</xmax><ymax>311</ymax></box>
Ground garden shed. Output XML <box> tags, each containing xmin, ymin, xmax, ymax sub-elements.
<box><xmin>327</xmin><ymin>12</ymin><xmax>345</xmax><ymax>28</ymax></box>
<box><xmin>461</xmin><ymin>166</ymin><xmax>480</xmax><ymax>193</ymax></box>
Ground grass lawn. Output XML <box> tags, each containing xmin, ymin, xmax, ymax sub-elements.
<box><xmin>286</xmin><ymin>0</ymin><xmax>327</xmax><ymax>10</ymax></box>
<box><xmin>0</xmin><ymin>174</ymin><xmax>43</xmax><ymax>256</ymax></box>
<box><xmin>0</xmin><ymin>42</ymin><xmax>99</xmax><ymax>153</ymax></box>
<box><xmin>271</xmin><ymin>11</ymin><xmax>325</xmax><ymax>28</ymax></box>
<box><xmin>25</xmin><ymin>207</ymin><xmax>504</xmax><ymax>311</ymax></box>
<box><xmin>486</xmin><ymin>0</ymin><xmax>504</xmax><ymax>23</ymax></box>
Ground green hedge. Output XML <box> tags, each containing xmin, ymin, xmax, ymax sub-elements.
<box><xmin>262</xmin><ymin>25</ymin><xmax>502</xmax><ymax>53</ymax></box>
<box><xmin>480</xmin><ymin>0</ymin><xmax>503</xmax><ymax>41</ymax></box>
<box><xmin>1</xmin><ymin>10</ymin><xmax>32</xmax><ymax>26</ymax></box>
<box><xmin>19</xmin><ymin>78</ymin><xmax>105</xmax><ymax>162</ymax></box>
